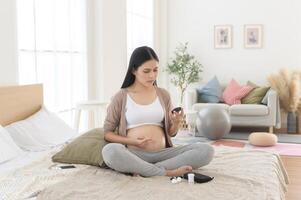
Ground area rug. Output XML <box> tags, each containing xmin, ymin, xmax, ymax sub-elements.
<box><xmin>174</xmin><ymin>130</ymin><xmax>301</xmax><ymax>156</ymax></box>
<box><xmin>223</xmin><ymin>131</ymin><xmax>301</xmax><ymax>144</ymax></box>
<box><xmin>211</xmin><ymin>139</ymin><xmax>301</xmax><ymax>157</ymax></box>
<box><xmin>176</xmin><ymin>130</ymin><xmax>301</xmax><ymax>144</ymax></box>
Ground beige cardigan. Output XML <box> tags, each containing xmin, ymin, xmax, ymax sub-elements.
<box><xmin>103</xmin><ymin>87</ymin><xmax>174</xmax><ymax>147</ymax></box>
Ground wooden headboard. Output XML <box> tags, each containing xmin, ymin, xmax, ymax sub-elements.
<box><xmin>0</xmin><ymin>84</ymin><xmax>43</xmax><ymax>126</ymax></box>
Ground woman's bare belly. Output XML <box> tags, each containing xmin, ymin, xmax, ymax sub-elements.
<box><xmin>127</xmin><ymin>125</ymin><xmax>166</xmax><ymax>151</ymax></box>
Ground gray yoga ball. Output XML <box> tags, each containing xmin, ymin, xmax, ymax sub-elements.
<box><xmin>196</xmin><ymin>107</ymin><xmax>231</xmax><ymax>140</ymax></box>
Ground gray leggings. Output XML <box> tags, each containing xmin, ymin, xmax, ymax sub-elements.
<box><xmin>101</xmin><ymin>143</ymin><xmax>214</xmax><ymax>177</ymax></box>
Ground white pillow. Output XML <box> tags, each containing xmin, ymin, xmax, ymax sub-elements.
<box><xmin>0</xmin><ymin>125</ymin><xmax>23</xmax><ymax>163</ymax></box>
<box><xmin>5</xmin><ymin>107</ymin><xmax>77</xmax><ymax>151</ymax></box>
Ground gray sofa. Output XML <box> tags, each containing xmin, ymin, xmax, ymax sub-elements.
<box><xmin>185</xmin><ymin>89</ymin><xmax>281</xmax><ymax>133</ymax></box>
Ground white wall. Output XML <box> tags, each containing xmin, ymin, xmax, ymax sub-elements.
<box><xmin>158</xmin><ymin>0</ymin><xmax>301</xmax><ymax>105</ymax></box>
<box><xmin>0</xmin><ymin>0</ymin><xmax>127</xmax><ymax>101</ymax></box>
<box><xmin>2</xmin><ymin>0</ymin><xmax>300</xmax><ymax>105</ymax></box>
<box><xmin>0</xmin><ymin>0</ymin><xmax>18</xmax><ymax>85</ymax></box>
<box><xmin>86</xmin><ymin>0</ymin><xmax>127</xmax><ymax>102</ymax></box>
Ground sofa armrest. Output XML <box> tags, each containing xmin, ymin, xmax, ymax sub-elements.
<box><xmin>267</xmin><ymin>89</ymin><xmax>281</xmax><ymax>129</ymax></box>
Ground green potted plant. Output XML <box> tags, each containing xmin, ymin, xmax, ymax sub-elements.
<box><xmin>166</xmin><ymin>42</ymin><xmax>203</xmax><ymax>106</ymax></box>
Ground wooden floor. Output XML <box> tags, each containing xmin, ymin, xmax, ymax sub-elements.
<box><xmin>227</xmin><ymin>126</ymin><xmax>301</xmax><ymax>199</ymax></box>
<box><xmin>232</xmin><ymin>127</ymin><xmax>301</xmax><ymax>199</ymax></box>
<box><xmin>265</xmin><ymin>128</ymin><xmax>300</xmax><ymax>199</ymax></box>
<box><xmin>281</xmin><ymin>156</ymin><xmax>301</xmax><ymax>200</ymax></box>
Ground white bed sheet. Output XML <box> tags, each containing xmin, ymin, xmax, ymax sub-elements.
<box><xmin>0</xmin><ymin>143</ymin><xmax>89</xmax><ymax>200</ymax></box>
<box><xmin>0</xmin><ymin>148</ymin><xmax>62</xmax><ymax>200</ymax></box>
<box><xmin>0</xmin><ymin>150</ymin><xmax>55</xmax><ymax>177</ymax></box>
<box><xmin>0</xmin><ymin>137</ymin><xmax>78</xmax><ymax>177</ymax></box>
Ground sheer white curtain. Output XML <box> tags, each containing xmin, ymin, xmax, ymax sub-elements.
<box><xmin>17</xmin><ymin>0</ymin><xmax>87</xmax><ymax>125</ymax></box>
<box><xmin>127</xmin><ymin>0</ymin><xmax>154</xmax><ymax>62</ymax></box>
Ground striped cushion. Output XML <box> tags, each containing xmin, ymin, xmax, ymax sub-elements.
<box><xmin>223</xmin><ymin>79</ymin><xmax>253</xmax><ymax>105</ymax></box>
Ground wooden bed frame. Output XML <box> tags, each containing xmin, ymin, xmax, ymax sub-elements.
<box><xmin>0</xmin><ymin>84</ymin><xmax>43</xmax><ymax>126</ymax></box>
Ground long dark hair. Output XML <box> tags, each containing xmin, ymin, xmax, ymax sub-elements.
<box><xmin>121</xmin><ymin>46</ymin><xmax>159</xmax><ymax>88</ymax></box>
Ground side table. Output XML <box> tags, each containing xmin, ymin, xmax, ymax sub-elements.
<box><xmin>74</xmin><ymin>100</ymin><xmax>108</xmax><ymax>131</ymax></box>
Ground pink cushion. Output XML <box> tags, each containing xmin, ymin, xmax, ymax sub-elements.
<box><xmin>223</xmin><ymin>79</ymin><xmax>253</xmax><ymax>105</ymax></box>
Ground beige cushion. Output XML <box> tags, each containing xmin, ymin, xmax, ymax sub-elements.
<box><xmin>241</xmin><ymin>81</ymin><xmax>270</xmax><ymax>104</ymax></box>
<box><xmin>52</xmin><ymin>128</ymin><xmax>107</xmax><ymax>166</ymax></box>
<box><xmin>248</xmin><ymin>132</ymin><xmax>278</xmax><ymax>147</ymax></box>
<box><xmin>230</xmin><ymin>104</ymin><xmax>269</xmax><ymax>116</ymax></box>
<box><xmin>241</xmin><ymin>87</ymin><xmax>270</xmax><ymax>104</ymax></box>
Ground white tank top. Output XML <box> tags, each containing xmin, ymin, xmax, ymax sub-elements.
<box><xmin>125</xmin><ymin>94</ymin><xmax>164</xmax><ymax>129</ymax></box>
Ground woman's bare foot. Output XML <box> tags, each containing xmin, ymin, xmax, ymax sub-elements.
<box><xmin>165</xmin><ymin>166</ymin><xmax>193</xmax><ymax>177</ymax></box>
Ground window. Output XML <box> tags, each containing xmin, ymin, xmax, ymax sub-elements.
<box><xmin>17</xmin><ymin>0</ymin><xmax>87</xmax><ymax>125</ymax></box>
<box><xmin>127</xmin><ymin>0</ymin><xmax>154</xmax><ymax>62</ymax></box>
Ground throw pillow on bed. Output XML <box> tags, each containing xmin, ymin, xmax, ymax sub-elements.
<box><xmin>52</xmin><ymin>128</ymin><xmax>107</xmax><ymax>166</ymax></box>
<box><xmin>241</xmin><ymin>81</ymin><xmax>270</xmax><ymax>104</ymax></box>
<box><xmin>5</xmin><ymin>107</ymin><xmax>77</xmax><ymax>151</ymax></box>
<box><xmin>222</xmin><ymin>79</ymin><xmax>253</xmax><ymax>105</ymax></box>
<box><xmin>196</xmin><ymin>76</ymin><xmax>222</xmax><ymax>103</ymax></box>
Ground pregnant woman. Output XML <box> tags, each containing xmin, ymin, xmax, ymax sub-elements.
<box><xmin>102</xmin><ymin>46</ymin><xmax>214</xmax><ymax>177</ymax></box>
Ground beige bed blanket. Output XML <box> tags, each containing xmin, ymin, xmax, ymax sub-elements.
<box><xmin>37</xmin><ymin>147</ymin><xmax>289</xmax><ymax>200</ymax></box>
<box><xmin>0</xmin><ymin>148</ymin><xmax>89</xmax><ymax>200</ymax></box>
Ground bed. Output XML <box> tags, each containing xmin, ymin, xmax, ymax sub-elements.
<box><xmin>0</xmin><ymin>84</ymin><xmax>289</xmax><ymax>200</ymax></box>
<box><xmin>0</xmin><ymin>84</ymin><xmax>89</xmax><ymax>200</ymax></box>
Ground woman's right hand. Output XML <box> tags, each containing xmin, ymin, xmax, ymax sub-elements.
<box><xmin>133</xmin><ymin>136</ymin><xmax>152</xmax><ymax>148</ymax></box>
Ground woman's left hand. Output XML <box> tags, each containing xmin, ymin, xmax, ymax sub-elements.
<box><xmin>169</xmin><ymin>109</ymin><xmax>184</xmax><ymax>127</ymax></box>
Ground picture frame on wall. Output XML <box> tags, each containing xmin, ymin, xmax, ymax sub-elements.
<box><xmin>244</xmin><ymin>24</ymin><xmax>263</xmax><ymax>48</ymax></box>
<box><xmin>214</xmin><ymin>25</ymin><xmax>232</xmax><ymax>49</ymax></box>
